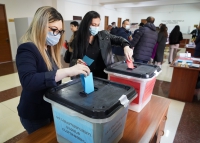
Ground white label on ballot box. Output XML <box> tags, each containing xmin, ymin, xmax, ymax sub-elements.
<box><xmin>53</xmin><ymin>107</ymin><xmax>93</xmax><ymax>143</ymax></box>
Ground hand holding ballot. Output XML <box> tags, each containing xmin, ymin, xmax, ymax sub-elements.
<box><xmin>69</xmin><ymin>64</ymin><xmax>90</xmax><ymax>77</ymax></box>
<box><xmin>77</xmin><ymin>59</ymin><xmax>87</xmax><ymax>65</ymax></box>
<box><xmin>124</xmin><ymin>46</ymin><xmax>133</xmax><ymax>61</ymax></box>
<box><xmin>79</xmin><ymin>55</ymin><xmax>95</xmax><ymax>94</ymax></box>
<box><xmin>77</xmin><ymin>56</ymin><xmax>94</xmax><ymax>66</ymax></box>
<box><xmin>126</xmin><ymin>59</ymin><xmax>134</xmax><ymax>69</ymax></box>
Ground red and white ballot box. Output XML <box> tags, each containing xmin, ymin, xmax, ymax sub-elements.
<box><xmin>104</xmin><ymin>61</ymin><xmax>161</xmax><ymax>112</ymax></box>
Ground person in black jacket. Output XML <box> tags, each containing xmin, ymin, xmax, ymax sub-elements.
<box><xmin>194</xmin><ymin>34</ymin><xmax>200</xmax><ymax>57</ymax></box>
<box><xmin>71</xmin><ymin>11</ymin><xmax>133</xmax><ymax>79</ymax></box>
<box><xmin>16</xmin><ymin>6</ymin><xmax>90</xmax><ymax>134</ymax></box>
<box><xmin>64</xmin><ymin>21</ymin><xmax>79</xmax><ymax>63</ymax></box>
<box><xmin>191</xmin><ymin>26</ymin><xmax>200</xmax><ymax>39</ymax></box>
<box><xmin>131</xmin><ymin>16</ymin><xmax>158</xmax><ymax>63</ymax></box>
<box><xmin>110</xmin><ymin>22</ymin><xmax>118</xmax><ymax>35</ymax></box>
<box><xmin>112</xmin><ymin>20</ymin><xmax>133</xmax><ymax>62</ymax></box>
<box><xmin>168</xmin><ymin>25</ymin><xmax>183</xmax><ymax>64</ymax></box>
<box><xmin>154</xmin><ymin>24</ymin><xmax>168</xmax><ymax>67</ymax></box>
<box><xmin>132</xmin><ymin>22</ymin><xmax>144</xmax><ymax>38</ymax></box>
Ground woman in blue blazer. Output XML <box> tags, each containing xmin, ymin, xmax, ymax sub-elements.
<box><xmin>16</xmin><ymin>6</ymin><xmax>90</xmax><ymax>134</ymax></box>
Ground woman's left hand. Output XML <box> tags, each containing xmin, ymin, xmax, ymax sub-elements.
<box><xmin>124</xmin><ymin>46</ymin><xmax>133</xmax><ymax>61</ymax></box>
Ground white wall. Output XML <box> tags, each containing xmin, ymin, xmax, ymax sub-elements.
<box><xmin>0</xmin><ymin>0</ymin><xmax>53</xmax><ymax>60</ymax></box>
<box><xmin>57</xmin><ymin>0</ymin><xmax>92</xmax><ymax>20</ymax></box>
<box><xmin>3</xmin><ymin>0</ymin><xmax>198</xmax><ymax>61</ymax></box>
<box><xmin>92</xmin><ymin>0</ymin><xmax>133</xmax><ymax>30</ymax></box>
<box><xmin>0</xmin><ymin>0</ymin><xmax>134</xmax><ymax>61</ymax></box>
<box><xmin>131</xmin><ymin>3</ymin><xmax>200</xmax><ymax>33</ymax></box>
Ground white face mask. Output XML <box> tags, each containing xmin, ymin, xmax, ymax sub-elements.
<box><xmin>125</xmin><ymin>25</ymin><xmax>130</xmax><ymax>30</ymax></box>
<box><xmin>46</xmin><ymin>31</ymin><xmax>61</xmax><ymax>46</ymax></box>
<box><xmin>89</xmin><ymin>26</ymin><xmax>99</xmax><ymax>36</ymax></box>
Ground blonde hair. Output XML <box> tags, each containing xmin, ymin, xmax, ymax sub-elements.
<box><xmin>20</xmin><ymin>6</ymin><xmax>64</xmax><ymax>70</ymax></box>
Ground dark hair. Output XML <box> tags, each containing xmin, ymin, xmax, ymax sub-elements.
<box><xmin>70</xmin><ymin>21</ymin><xmax>79</xmax><ymax>27</ymax></box>
<box><xmin>122</xmin><ymin>20</ymin><xmax>129</xmax><ymax>25</ymax></box>
<box><xmin>146</xmin><ymin>16</ymin><xmax>155</xmax><ymax>23</ymax></box>
<box><xmin>139</xmin><ymin>23</ymin><xmax>144</xmax><ymax>27</ymax></box>
<box><xmin>156</xmin><ymin>27</ymin><xmax>160</xmax><ymax>32</ymax></box>
<box><xmin>169</xmin><ymin>25</ymin><xmax>180</xmax><ymax>43</ymax></box>
<box><xmin>159</xmin><ymin>24</ymin><xmax>168</xmax><ymax>38</ymax></box>
<box><xmin>73</xmin><ymin>11</ymin><xmax>100</xmax><ymax>59</ymax></box>
<box><xmin>111</xmin><ymin>22</ymin><xmax>116</xmax><ymax>25</ymax></box>
<box><xmin>107</xmin><ymin>25</ymin><xmax>112</xmax><ymax>30</ymax></box>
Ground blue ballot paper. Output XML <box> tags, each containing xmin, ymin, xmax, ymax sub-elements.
<box><xmin>83</xmin><ymin>55</ymin><xmax>94</xmax><ymax>66</ymax></box>
<box><xmin>80</xmin><ymin>73</ymin><xmax>94</xmax><ymax>94</ymax></box>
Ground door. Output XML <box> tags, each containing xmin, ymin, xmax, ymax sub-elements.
<box><xmin>0</xmin><ymin>4</ymin><xmax>12</xmax><ymax>63</ymax></box>
<box><xmin>104</xmin><ymin>16</ymin><xmax>109</xmax><ymax>30</ymax></box>
<box><xmin>73</xmin><ymin>16</ymin><xmax>82</xmax><ymax>20</ymax></box>
<box><xmin>141</xmin><ymin>19</ymin><xmax>147</xmax><ymax>24</ymax></box>
<box><xmin>118</xmin><ymin>18</ymin><xmax>122</xmax><ymax>27</ymax></box>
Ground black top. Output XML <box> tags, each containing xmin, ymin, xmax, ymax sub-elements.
<box><xmin>169</xmin><ymin>32</ymin><xmax>183</xmax><ymax>45</ymax></box>
<box><xmin>86</xmin><ymin>36</ymin><xmax>107</xmax><ymax>79</ymax></box>
<box><xmin>191</xmin><ymin>29</ymin><xmax>200</xmax><ymax>38</ymax></box>
<box><xmin>195</xmin><ymin>34</ymin><xmax>200</xmax><ymax>51</ymax></box>
<box><xmin>71</xmin><ymin>30</ymin><xmax>130</xmax><ymax>68</ymax></box>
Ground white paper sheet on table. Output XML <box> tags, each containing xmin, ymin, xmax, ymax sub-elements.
<box><xmin>186</xmin><ymin>44</ymin><xmax>195</xmax><ymax>48</ymax></box>
<box><xmin>191</xmin><ymin>64</ymin><xmax>200</xmax><ymax>68</ymax></box>
<box><xmin>179</xmin><ymin>53</ymin><xmax>191</xmax><ymax>58</ymax></box>
<box><xmin>191</xmin><ymin>58</ymin><xmax>200</xmax><ymax>62</ymax></box>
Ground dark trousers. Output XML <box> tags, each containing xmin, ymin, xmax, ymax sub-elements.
<box><xmin>194</xmin><ymin>50</ymin><xmax>200</xmax><ymax>57</ymax></box>
<box><xmin>20</xmin><ymin>117</ymin><xmax>52</xmax><ymax>134</ymax></box>
<box><xmin>134</xmin><ymin>58</ymin><xmax>148</xmax><ymax>64</ymax></box>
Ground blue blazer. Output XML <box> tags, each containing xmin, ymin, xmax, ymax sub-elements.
<box><xmin>16</xmin><ymin>42</ymin><xmax>59</xmax><ymax>120</ymax></box>
<box><xmin>112</xmin><ymin>27</ymin><xmax>132</xmax><ymax>56</ymax></box>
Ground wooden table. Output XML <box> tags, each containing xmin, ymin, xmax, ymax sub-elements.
<box><xmin>169</xmin><ymin>57</ymin><xmax>200</xmax><ymax>102</ymax></box>
<box><xmin>185</xmin><ymin>44</ymin><xmax>195</xmax><ymax>57</ymax></box>
<box><xmin>17</xmin><ymin>96</ymin><xmax>170</xmax><ymax>143</ymax></box>
<box><xmin>180</xmin><ymin>39</ymin><xmax>190</xmax><ymax>48</ymax></box>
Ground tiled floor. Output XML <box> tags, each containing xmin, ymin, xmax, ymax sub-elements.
<box><xmin>0</xmin><ymin>49</ymin><xmax>197</xmax><ymax>143</ymax></box>
<box><xmin>173</xmin><ymin>99</ymin><xmax>200</xmax><ymax>143</ymax></box>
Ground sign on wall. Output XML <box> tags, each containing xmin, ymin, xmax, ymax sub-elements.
<box><xmin>161</xmin><ymin>20</ymin><xmax>184</xmax><ymax>24</ymax></box>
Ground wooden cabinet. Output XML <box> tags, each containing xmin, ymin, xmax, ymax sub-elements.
<box><xmin>185</xmin><ymin>47</ymin><xmax>195</xmax><ymax>57</ymax></box>
<box><xmin>180</xmin><ymin>39</ymin><xmax>190</xmax><ymax>48</ymax></box>
<box><xmin>156</xmin><ymin>109</ymin><xmax>168</xmax><ymax>143</ymax></box>
<box><xmin>119</xmin><ymin>96</ymin><xmax>170</xmax><ymax>143</ymax></box>
<box><xmin>169</xmin><ymin>59</ymin><xmax>200</xmax><ymax>102</ymax></box>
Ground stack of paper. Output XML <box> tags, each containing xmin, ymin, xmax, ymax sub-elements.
<box><xmin>191</xmin><ymin>64</ymin><xmax>200</xmax><ymax>68</ymax></box>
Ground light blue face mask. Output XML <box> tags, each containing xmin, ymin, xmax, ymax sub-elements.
<box><xmin>89</xmin><ymin>26</ymin><xmax>99</xmax><ymax>36</ymax></box>
<box><xmin>46</xmin><ymin>31</ymin><xmax>61</xmax><ymax>46</ymax></box>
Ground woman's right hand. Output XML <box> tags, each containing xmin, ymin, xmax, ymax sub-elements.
<box><xmin>55</xmin><ymin>64</ymin><xmax>90</xmax><ymax>82</ymax></box>
<box><xmin>69</xmin><ymin>64</ymin><xmax>90</xmax><ymax>77</ymax></box>
<box><xmin>77</xmin><ymin>59</ymin><xmax>87</xmax><ymax>65</ymax></box>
